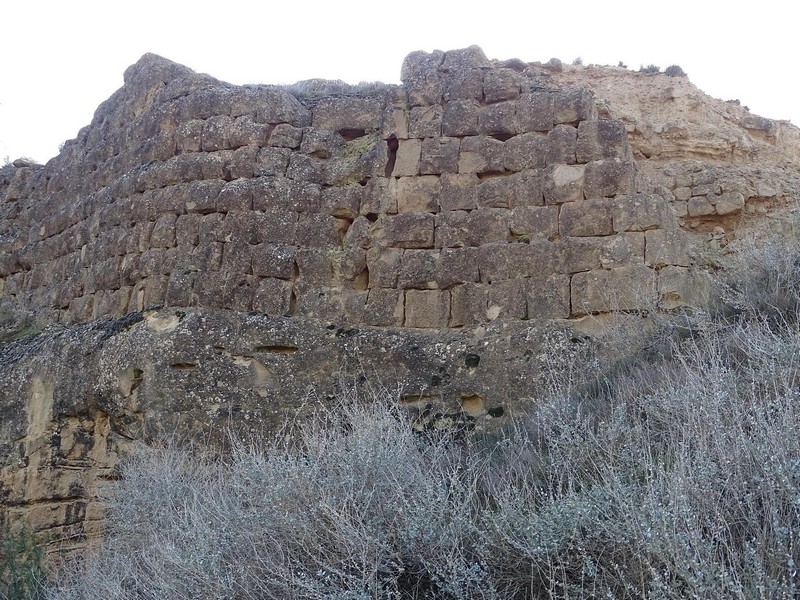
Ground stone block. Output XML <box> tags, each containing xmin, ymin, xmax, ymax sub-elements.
<box><xmin>527</xmin><ymin>273</ymin><xmax>570</xmax><ymax>319</ymax></box>
<box><xmin>392</xmin><ymin>139</ymin><xmax>421</xmax><ymax>177</ymax></box>
<box><xmin>404</xmin><ymin>289</ymin><xmax>450</xmax><ymax>328</ymax></box>
<box><xmin>408</xmin><ymin>106</ymin><xmax>443</xmax><ymax>139</ymax></box>
<box><xmin>687</xmin><ymin>196</ymin><xmax>714</xmax><ymax>217</ymax></box>
<box><xmin>406</xmin><ymin>72</ymin><xmax>443</xmax><ymax>107</ymax></box>
<box><xmin>396</xmin><ymin>176</ymin><xmax>441</xmax><ymax>213</ymax></box>
<box><xmin>228</xmin><ymin>115</ymin><xmax>270</xmax><ymax>148</ymax></box>
<box><xmin>362</xmin><ymin>288</ymin><xmax>403</xmax><ymax>326</ymax></box>
<box><xmin>227</xmin><ymin>145</ymin><xmax>260</xmax><ymax>179</ymax></box>
<box><xmin>399</xmin><ymin>250</ymin><xmax>438</xmax><ymax>289</ymax></box>
<box><xmin>322</xmin><ymin>184</ymin><xmax>363</xmax><ymax>219</ymax></box>
<box><xmin>440</xmin><ymin>173</ymin><xmax>478</xmax><ymax>211</ymax></box>
<box><xmin>435</xmin><ymin>210</ymin><xmax>471</xmax><ymax>248</ymax></box>
<box><xmin>442</xmin><ymin>99</ymin><xmax>480</xmax><ymax>137</ymax></box>
<box><xmin>645</xmin><ymin>229</ymin><xmax>690</xmax><ymax>268</ymax></box>
<box><xmin>442</xmin><ymin>68</ymin><xmax>484</xmax><ymax>102</ymax></box>
<box><xmin>361</xmin><ymin>179</ymin><xmax>398</xmax><ymax>216</ymax></box>
<box><xmin>479</xmin><ymin>101</ymin><xmax>518</xmax><ymax>136</ymax></box>
<box><xmin>69</xmin><ymin>294</ymin><xmax>94</xmax><ymax>322</ymax></box>
<box><xmin>546</xmin><ymin>125</ymin><xmax>577</xmax><ymax>165</ymax></box>
<box><xmin>285</xmin><ymin>153</ymin><xmax>325</xmax><ymax>184</ymax></box>
<box><xmin>691</xmin><ymin>183</ymin><xmax>721</xmax><ymax>196</ymax></box>
<box><xmin>256</xmin><ymin>147</ymin><xmax>291</xmax><ymax>177</ymax></box>
<box><xmin>477</xmin><ymin>242</ymin><xmax>513</xmax><ymax>283</ymax></box>
<box><xmin>458</xmin><ymin>136</ymin><xmax>506</xmax><ymax>174</ymax></box>
<box><xmin>543</xmin><ymin>164</ymin><xmax>585</xmax><ymax>204</ymax></box>
<box><xmin>466</xmin><ymin>209</ymin><xmax>510</xmax><ymax>246</ymax></box>
<box><xmin>509</xmin><ymin>170</ymin><xmax>545</xmax><ymax>207</ymax></box>
<box><xmin>217</xmin><ymin>179</ymin><xmax>255</xmax><ymax>212</ymax></box>
<box><xmin>673</xmin><ymin>186</ymin><xmax>691</xmax><ymax>201</ymax></box>
<box><xmin>300</xmin><ymin>128</ymin><xmax>343</xmax><ymax>159</ymax></box>
<box><xmin>450</xmin><ymin>283</ymin><xmax>488</xmax><ymax>326</ymax></box>
<box><xmin>268</xmin><ymin>123</ymin><xmax>303</xmax><ymax>149</ymax></box>
<box><xmin>175</xmin><ymin>119</ymin><xmax>204</xmax><ymax>152</ymax></box>
<box><xmin>312</xmin><ymin>97</ymin><xmax>384</xmax><ymax>132</ymax></box>
<box><xmin>597</xmin><ymin>232</ymin><xmax>645</xmax><ymax>269</ymax></box>
<box><xmin>612</xmin><ymin>193</ymin><xmax>666</xmax><ymax>232</ymax></box>
<box><xmin>478</xmin><ymin>176</ymin><xmax>516</xmax><ymax>209</ymax></box>
<box><xmin>385</xmin><ymin>212</ymin><xmax>435</xmax><ymax>248</ymax></box>
<box><xmin>576</xmin><ymin>120</ymin><xmax>631</xmax><ymax>163</ymax></box>
<box><xmin>201</xmin><ymin>115</ymin><xmax>233</xmax><ymax>152</ymax></box>
<box><xmin>295</xmin><ymin>248</ymin><xmax>334</xmax><ymax>285</ymax></box>
<box><xmin>296</xmin><ymin>214</ymin><xmax>346</xmax><ymax>246</ymax></box>
<box><xmin>560</xmin><ymin>198</ymin><xmax>613</xmax><ymax>237</ymax></box>
<box><xmin>191</xmin><ymin>241</ymin><xmax>224</xmax><ymax>272</ymax></box>
<box><xmin>164</xmin><ymin>272</ymin><xmax>197</xmax><ymax>307</ymax></box>
<box><xmin>483</xmin><ymin>68</ymin><xmax>521</xmax><ymax>103</ymax></box>
<box><xmin>401</xmin><ymin>50</ymin><xmax>445</xmax><ymax>93</ymax></box>
<box><xmin>554</xmin><ymin>88</ymin><xmax>597</xmax><ymax>124</ymax></box>
<box><xmin>442</xmin><ymin>45</ymin><xmax>492</xmax><ymax>70</ymax></box>
<box><xmin>186</xmin><ymin>179</ymin><xmax>225</xmax><ymax>214</ymax></box>
<box><xmin>342</xmin><ymin>216</ymin><xmax>372</xmax><ymax>249</ymax></box>
<box><xmin>150</xmin><ymin>213</ymin><xmax>178</xmax><ymax>249</ymax></box>
<box><xmin>436</xmin><ymin>247</ymin><xmax>480</xmax><ymax>289</ymax></box>
<box><xmin>509</xmin><ymin>206</ymin><xmax>559</xmax><ymax>241</ymax></box>
<box><xmin>658</xmin><ymin>266</ymin><xmax>711</xmax><ymax>310</ymax></box>
<box><xmin>419</xmin><ymin>137</ymin><xmax>460</xmax><ymax>175</ymax></box>
<box><xmin>583</xmin><ymin>158</ymin><xmax>634</xmax><ymax>198</ymax></box>
<box><xmin>516</xmin><ymin>92</ymin><xmax>553</xmax><ymax>132</ymax></box>
<box><xmin>554</xmin><ymin>238</ymin><xmax>602</xmax><ymax>274</ymax></box>
<box><xmin>714</xmin><ymin>191</ymin><xmax>745</xmax><ymax>215</ymax></box>
<box><xmin>338</xmin><ymin>247</ymin><xmax>368</xmax><ymax>284</ymax></box>
<box><xmin>367</xmin><ymin>247</ymin><xmax>402</xmax><ymax>288</ymax></box>
<box><xmin>504</xmin><ymin>133</ymin><xmax>547</xmax><ymax>172</ymax></box>
<box><xmin>252</xmin><ymin>277</ymin><xmax>294</xmax><ymax>316</ymax></box>
<box><xmin>487</xmin><ymin>279</ymin><xmax>527</xmax><ymax>320</ymax></box>
<box><xmin>571</xmin><ymin>265</ymin><xmax>656</xmax><ymax>314</ymax></box>
<box><xmin>252</xmin><ymin>210</ymin><xmax>297</xmax><ymax>245</ymax></box>
<box><xmin>251</xmin><ymin>244</ymin><xmax>296</xmax><ymax>279</ymax></box>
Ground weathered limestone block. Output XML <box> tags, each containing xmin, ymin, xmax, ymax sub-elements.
<box><xmin>488</xmin><ymin>279</ymin><xmax>527</xmax><ymax>320</ymax></box>
<box><xmin>295</xmin><ymin>248</ymin><xmax>334</xmax><ymax>285</ymax></box>
<box><xmin>597</xmin><ymin>233</ymin><xmax>645</xmax><ymax>269</ymax></box>
<box><xmin>300</xmin><ymin>129</ymin><xmax>344</xmax><ymax>159</ymax></box>
<box><xmin>544</xmin><ymin>164</ymin><xmax>585</xmax><ymax>204</ymax></box>
<box><xmin>338</xmin><ymin>246</ymin><xmax>368</xmax><ymax>284</ymax></box>
<box><xmin>478</xmin><ymin>176</ymin><xmax>516</xmax><ymax>208</ymax></box>
<box><xmin>583</xmin><ymin>158</ymin><xmax>635</xmax><ymax>198</ymax></box>
<box><xmin>576</xmin><ymin>120</ymin><xmax>631</xmax><ymax>163</ymax></box>
<box><xmin>296</xmin><ymin>213</ymin><xmax>346</xmax><ymax>247</ymax></box>
<box><xmin>361</xmin><ymin>179</ymin><xmax>398</xmax><ymax>215</ymax></box>
<box><xmin>191</xmin><ymin>241</ymin><xmax>224</xmax><ymax>272</ymax></box>
<box><xmin>385</xmin><ymin>212</ymin><xmax>435</xmax><ymax>248</ymax></box>
<box><xmin>312</xmin><ymin>97</ymin><xmax>384</xmax><ymax>133</ymax></box>
<box><xmin>361</xmin><ymin>288</ymin><xmax>403</xmax><ymax>326</ymax></box>
<box><xmin>527</xmin><ymin>273</ymin><xmax>570</xmax><ymax>319</ymax></box>
<box><xmin>436</xmin><ymin>247</ymin><xmax>480</xmax><ymax>289</ymax></box>
<box><xmin>367</xmin><ymin>247</ymin><xmax>402</xmax><ymax>288</ymax></box>
<box><xmin>150</xmin><ymin>213</ymin><xmax>178</xmax><ymax>248</ymax></box>
<box><xmin>509</xmin><ymin>206</ymin><xmax>559</xmax><ymax>240</ymax></box>
<box><xmin>435</xmin><ymin>210</ymin><xmax>470</xmax><ymax>249</ymax></box>
<box><xmin>442</xmin><ymin>69</ymin><xmax>484</xmax><ymax>102</ymax></box>
<box><xmin>516</xmin><ymin>92</ymin><xmax>553</xmax><ymax>132</ymax></box>
<box><xmin>419</xmin><ymin>137</ymin><xmax>460</xmax><ymax>175</ymax></box>
<box><xmin>439</xmin><ymin>173</ymin><xmax>478</xmax><ymax>211</ymax></box>
<box><xmin>393</xmin><ymin>139</ymin><xmax>421</xmax><ymax>177</ymax></box>
<box><xmin>554</xmin><ymin>88</ymin><xmax>597</xmax><ymax>125</ymax></box>
<box><xmin>483</xmin><ymin>68</ymin><xmax>521</xmax><ymax>103</ymax></box>
<box><xmin>479</xmin><ymin>101</ymin><xmax>517</xmax><ymax>136</ymax></box>
<box><xmin>251</xmin><ymin>277</ymin><xmax>294</xmax><ymax>315</ymax></box>
<box><xmin>442</xmin><ymin>99</ymin><xmax>480</xmax><ymax>137</ymax></box>
<box><xmin>396</xmin><ymin>176</ymin><xmax>441</xmax><ymax>213</ymax></box>
<box><xmin>228</xmin><ymin>145</ymin><xmax>260</xmax><ymax>179</ymax></box>
<box><xmin>399</xmin><ymin>250</ymin><xmax>438</xmax><ymax>289</ymax></box>
<box><xmin>285</xmin><ymin>153</ymin><xmax>325</xmax><ymax>184</ymax></box>
<box><xmin>504</xmin><ymin>133</ymin><xmax>547</xmax><ymax>172</ymax></box>
<box><xmin>477</xmin><ymin>243</ymin><xmax>514</xmax><ymax>283</ymax></box>
<box><xmin>714</xmin><ymin>191</ymin><xmax>745</xmax><ymax>215</ymax></box>
<box><xmin>442</xmin><ymin>45</ymin><xmax>492</xmax><ymax>70</ymax></box>
<box><xmin>228</xmin><ymin>115</ymin><xmax>270</xmax><ymax>148</ymax></box>
<box><xmin>658</xmin><ymin>266</ymin><xmax>711</xmax><ymax>310</ymax></box>
<box><xmin>401</xmin><ymin>50</ymin><xmax>445</xmax><ymax>107</ymax></box>
<box><xmin>458</xmin><ymin>136</ymin><xmax>506</xmax><ymax>174</ymax></box>
<box><xmin>408</xmin><ymin>106</ymin><xmax>443</xmax><ymax>139</ymax></box>
<box><xmin>252</xmin><ymin>210</ymin><xmax>297</xmax><ymax>245</ymax></box>
<box><xmin>256</xmin><ymin>147</ymin><xmax>291</xmax><ymax>177</ymax></box>
<box><xmin>217</xmin><ymin>178</ymin><xmax>255</xmax><ymax>212</ymax></box>
<box><xmin>202</xmin><ymin>115</ymin><xmax>234</xmax><ymax>151</ymax></box>
<box><xmin>268</xmin><ymin>123</ymin><xmax>304</xmax><ymax>149</ymax></box>
<box><xmin>645</xmin><ymin>229</ymin><xmax>690</xmax><ymax>268</ymax></box>
<box><xmin>546</xmin><ymin>125</ymin><xmax>577</xmax><ymax>165</ymax></box>
<box><xmin>571</xmin><ymin>265</ymin><xmax>656</xmax><ymax>314</ymax></box>
<box><xmin>509</xmin><ymin>170</ymin><xmax>545</xmax><ymax>207</ymax></box>
<box><xmin>405</xmin><ymin>289</ymin><xmax>450</xmax><ymax>328</ymax></box>
<box><xmin>560</xmin><ymin>198</ymin><xmax>614</xmax><ymax>237</ymax></box>
<box><xmin>322</xmin><ymin>184</ymin><xmax>363</xmax><ymax>219</ymax></box>
<box><xmin>450</xmin><ymin>283</ymin><xmax>488</xmax><ymax>326</ymax></box>
<box><xmin>612</xmin><ymin>193</ymin><xmax>666</xmax><ymax>232</ymax></box>
<box><xmin>251</xmin><ymin>244</ymin><xmax>296</xmax><ymax>279</ymax></box>
<box><xmin>687</xmin><ymin>196</ymin><xmax>715</xmax><ymax>217</ymax></box>
<box><xmin>294</xmin><ymin>285</ymin><xmax>344</xmax><ymax>321</ymax></box>
<box><xmin>554</xmin><ymin>238</ymin><xmax>601</xmax><ymax>274</ymax></box>
<box><xmin>223</xmin><ymin>211</ymin><xmax>260</xmax><ymax>245</ymax></box>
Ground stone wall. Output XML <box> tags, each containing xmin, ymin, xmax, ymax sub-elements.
<box><xmin>0</xmin><ymin>47</ymin><xmax>705</xmax><ymax>328</ymax></box>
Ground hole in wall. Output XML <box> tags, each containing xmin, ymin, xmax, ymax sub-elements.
<box><xmin>338</xmin><ymin>128</ymin><xmax>368</xmax><ymax>141</ymax></box>
<box><xmin>385</xmin><ymin>136</ymin><xmax>399</xmax><ymax>178</ymax></box>
<box><xmin>254</xmin><ymin>345</ymin><xmax>298</xmax><ymax>354</ymax></box>
<box><xmin>170</xmin><ymin>362</ymin><xmax>197</xmax><ymax>370</ymax></box>
<box><xmin>490</xmin><ymin>132</ymin><xmax>515</xmax><ymax>142</ymax></box>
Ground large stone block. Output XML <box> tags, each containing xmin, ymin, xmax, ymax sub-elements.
<box><xmin>252</xmin><ymin>277</ymin><xmax>294</xmax><ymax>316</ymax></box>
<box><xmin>312</xmin><ymin>97</ymin><xmax>384</xmax><ymax>133</ymax></box>
<box><xmin>256</xmin><ymin>147</ymin><xmax>291</xmax><ymax>177</ymax></box>
<box><xmin>252</xmin><ymin>210</ymin><xmax>297</xmax><ymax>245</ymax></box>
<box><xmin>295</xmin><ymin>248</ymin><xmax>334</xmax><ymax>285</ymax></box>
<box><xmin>268</xmin><ymin>123</ymin><xmax>303</xmax><ymax>149</ymax></box>
<box><xmin>658</xmin><ymin>266</ymin><xmax>711</xmax><ymax>310</ymax></box>
<box><xmin>458</xmin><ymin>136</ymin><xmax>506</xmax><ymax>174</ymax></box>
<box><xmin>645</xmin><ymin>229</ymin><xmax>690</xmax><ymax>268</ymax></box>
<box><xmin>509</xmin><ymin>206</ymin><xmax>559</xmax><ymax>241</ymax></box>
<box><xmin>553</xmin><ymin>88</ymin><xmax>597</xmax><ymax>124</ymax></box>
<box><xmin>442</xmin><ymin>69</ymin><xmax>484</xmax><ymax>102</ymax></box>
<box><xmin>488</xmin><ymin>279</ymin><xmax>527</xmax><ymax>320</ymax></box>
<box><xmin>504</xmin><ymin>133</ymin><xmax>547</xmax><ymax>172</ymax></box>
<box><xmin>484</xmin><ymin>68</ymin><xmax>521</xmax><ymax>103</ymax></box>
<box><xmin>322</xmin><ymin>184</ymin><xmax>363</xmax><ymax>219</ymax></box>
<box><xmin>217</xmin><ymin>178</ymin><xmax>255</xmax><ymax>212</ymax></box>
<box><xmin>392</xmin><ymin>139</ymin><xmax>421</xmax><ymax>177</ymax></box>
<box><xmin>362</xmin><ymin>288</ymin><xmax>403</xmax><ymax>326</ymax></box>
<box><xmin>399</xmin><ymin>250</ymin><xmax>438</xmax><ymax>289</ymax></box>
<box><xmin>576</xmin><ymin>120</ymin><xmax>631</xmax><ymax>163</ymax></box>
<box><xmin>401</xmin><ymin>50</ymin><xmax>445</xmax><ymax>107</ymax></box>
<box><xmin>439</xmin><ymin>173</ymin><xmax>478</xmax><ymax>211</ymax></box>
<box><xmin>419</xmin><ymin>137</ymin><xmax>460</xmax><ymax>175</ymax></box>
<box><xmin>527</xmin><ymin>273</ymin><xmax>570</xmax><ymax>319</ymax></box>
<box><xmin>442</xmin><ymin>99</ymin><xmax>480</xmax><ymax>137</ymax></box>
<box><xmin>436</xmin><ymin>247</ymin><xmax>480</xmax><ymax>289</ymax></box>
<box><xmin>367</xmin><ymin>247</ymin><xmax>402</xmax><ymax>288</ymax></box>
<box><xmin>450</xmin><ymin>283</ymin><xmax>488</xmax><ymax>326</ymax></box>
<box><xmin>396</xmin><ymin>176</ymin><xmax>441</xmax><ymax>213</ymax></box>
<box><xmin>202</xmin><ymin>115</ymin><xmax>234</xmax><ymax>151</ymax></box>
<box><xmin>252</xmin><ymin>244</ymin><xmax>296</xmax><ymax>279</ymax></box>
<box><xmin>559</xmin><ymin>199</ymin><xmax>613</xmax><ymax>237</ymax></box>
<box><xmin>479</xmin><ymin>101</ymin><xmax>518</xmax><ymax>136</ymax></box>
<box><xmin>478</xmin><ymin>176</ymin><xmax>516</xmax><ymax>209</ymax></box>
<box><xmin>583</xmin><ymin>158</ymin><xmax>635</xmax><ymax>198</ymax></box>
<box><xmin>571</xmin><ymin>265</ymin><xmax>656</xmax><ymax>314</ymax></box>
<box><xmin>597</xmin><ymin>233</ymin><xmax>645</xmax><ymax>269</ymax></box>
<box><xmin>546</xmin><ymin>125</ymin><xmax>578</xmax><ymax>165</ymax></box>
<box><xmin>553</xmin><ymin>238</ymin><xmax>602</xmax><ymax>274</ymax></box>
<box><xmin>404</xmin><ymin>289</ymin><xmax>450</xmax><ymax>328</ymax></box>
<box><xmin>408</xmin><ymin>106</ymin><xmax>443</xmax><ymax>139</ymax></box>
<box><xmin>516</xmin><ymin>92</ymin><xmax>553</xmax><ymax>132</ymax></box>
<box><xmin>385</xmin><ymin>212</ymin><xmax>435</xmax><ymax>248</ymax></box>
<box><xmin>544</xmin><ymin>164</ymin><xmax>585</xmax><ymax>204</ymax></box>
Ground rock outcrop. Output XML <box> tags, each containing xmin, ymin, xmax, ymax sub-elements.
<box><xmin>1</xmin><ymin>46</ymin><xmax>798</xmax><ymax>559</ymax></box>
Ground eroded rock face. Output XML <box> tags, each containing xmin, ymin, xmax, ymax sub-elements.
<box><xmin>1</xmin><ymin>45</ymin><xmax>798</xmax><ymax>557</ymax></box>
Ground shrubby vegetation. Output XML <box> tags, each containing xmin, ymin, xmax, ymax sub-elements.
<box><xmin>1</xmin><ymin>527</ymin><xmax>46</xmax><ymax>600</ymax></box>
<box><xmin>42</xmin><ymin>231</ymin><xmax>800</xmax><ymax>598</ymax></box>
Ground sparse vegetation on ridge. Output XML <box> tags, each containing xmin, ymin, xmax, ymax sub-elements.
<box><xmin>41</xmin><ymin>234</ymin><xmax>800</xmax><ymax>598</ymax></box>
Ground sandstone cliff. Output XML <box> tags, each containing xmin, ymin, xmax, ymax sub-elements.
<box><xmin>1</xmin><ymin>46</ymin><xmax>798</xmax><ymax>560</ymax></box>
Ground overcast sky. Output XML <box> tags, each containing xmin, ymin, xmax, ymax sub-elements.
<box><xmin>2</xmin><ymin>0</ymin><xmax>798</xmax><ymax>164</ymax></box>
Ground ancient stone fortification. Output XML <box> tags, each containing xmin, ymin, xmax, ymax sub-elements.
<box><xmin>1</xmin><ymin>46</ymin><xmax>799</xmax><ymax>558</ymax></box>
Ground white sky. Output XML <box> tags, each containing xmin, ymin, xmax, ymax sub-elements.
<box><xmin>2</xmin><ymin>0</ymin><xmax>798</xmax><ymax>164</ymax></box>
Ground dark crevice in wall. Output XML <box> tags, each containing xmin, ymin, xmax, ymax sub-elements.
<box><xmin>385</xmin><ymin>136</ymin><xmax>399</xmax><ymax>178</ymax></box>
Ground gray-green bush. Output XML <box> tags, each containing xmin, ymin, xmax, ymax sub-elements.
<box><xmin>46</xmin><ymin>233</ymin><xmax>800</xmax><ymax>599</ymax></box>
